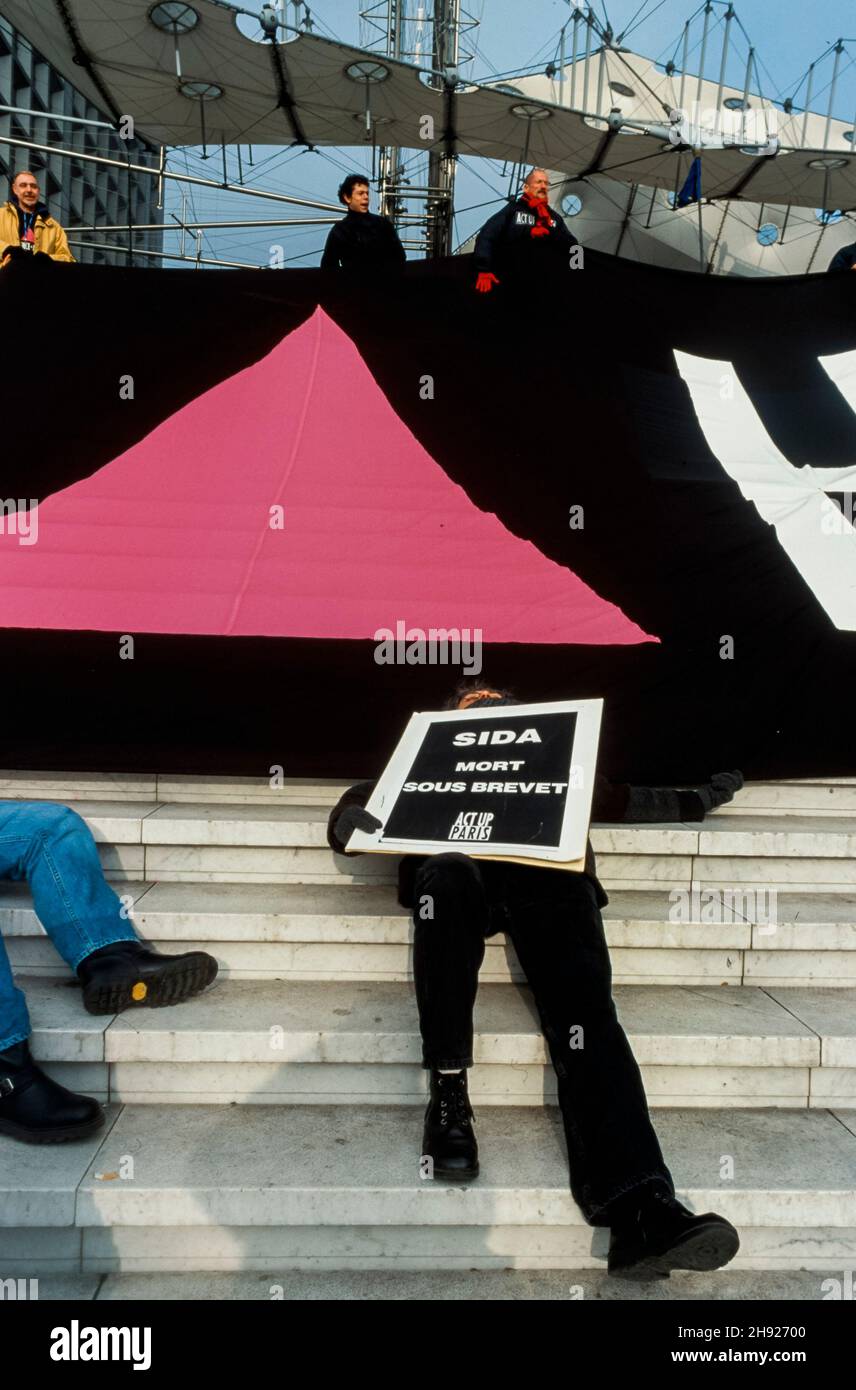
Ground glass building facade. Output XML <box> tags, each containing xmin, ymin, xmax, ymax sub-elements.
<box><xmin>0</xmin><ymin>13</ymin><xmax>163</xmax><ymax>265</ymax></box>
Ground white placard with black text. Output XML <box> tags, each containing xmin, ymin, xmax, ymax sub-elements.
<box><xmin>346</xmin><ymin>699</ymin><xmax>603</xmax><ymax>867</ymax></box>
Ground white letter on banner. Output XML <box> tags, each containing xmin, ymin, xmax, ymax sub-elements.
<box><xmin>673</xmin><ymin>348</ymin><xmax>856</xmax><ymax>630</ymax></box>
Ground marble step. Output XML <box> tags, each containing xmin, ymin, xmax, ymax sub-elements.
<box><xmin>3</xmin><ymin>800</ymin><xmax>856</xmax><ymax>893</ymax></box>
<box><xmin>20</xmin><ymin>977</ymin><xmax>856</xmax><ymax>1110</ymax></box>
<box><xmin>2</xmin><ymin>1104</ymin><xmax>855</xmax><ymax>1274</ymax></box>
<box><xmin>5</xmin><ymin>883</ymin><xmax>856</xmax><ymax>987</ymax></box>
<box><xmin>2</xmin><ymin>770</ymin><xmax>855</xmax><ymax>815</ymax></box>
<box><xmin>22</xmin><ymin>1268</ymin><xmax>843</xmax><ymax>1300</ymax></box>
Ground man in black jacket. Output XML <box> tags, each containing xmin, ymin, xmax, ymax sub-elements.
<box><xmin>473</xmin><ymin>167</ymin><xmax>579</xmax><ymax>293</ymax></box>
<box><xmin>828</xmin><ymin>242</ymin><xmax>856</xmax><ymax>273</ymax></box>
<box><xmin>327</xmin><ymin>680</ymin><xmax>743</xmax><ymax>1280</ymax></box>
<box><xmin>320</xmin><ymin>174</ymin><xmax>406</xmax><ymax>274</ymax></box>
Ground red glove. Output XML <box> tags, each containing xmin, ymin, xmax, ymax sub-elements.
<box><xmin>531</xmin><ymin>225</ymin><xmax>551</xmax><ymax>238</ymax></box>
<box><xmin>475</xmin><ymin>271</ymin><xmax>499</xmax><ymax>294</ymax></box>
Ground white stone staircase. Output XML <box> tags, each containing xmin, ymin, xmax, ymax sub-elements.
<box><xmin>1</xmin><ymin>770</ymin><xmax>855</xmax><ymax>1294</ymax></box>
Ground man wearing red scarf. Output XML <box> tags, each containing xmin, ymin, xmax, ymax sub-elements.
<box><xmin>473</xmin><ymin>167</ymin><xmax>578</xmax><ymax>293</ymax></box>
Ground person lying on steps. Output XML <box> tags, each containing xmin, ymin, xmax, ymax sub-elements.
<box><xmin>327</xmin><ymin>678</ymin><xmax>743</xmax><ymax>1281</ymax></box>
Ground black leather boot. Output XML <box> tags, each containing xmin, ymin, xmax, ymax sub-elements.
<box><xmin>422</xmin><ymin>1069</ymin><xmax>479</xmax><ymax>1181</ymax></box>
<box><xmin>76</xmin><ymin>940</ymin><xmax>218</xmax><ymax>1015</ymax></box>
<box><xmin>0</xmin><ymin>1039</ymin><xmax>105</xmax><ymax>1144</ymax></box>
<box><xmin>608</xmin><ymin>1184</ymin><xmax>740</xmax><ymax>1280</ymax></box>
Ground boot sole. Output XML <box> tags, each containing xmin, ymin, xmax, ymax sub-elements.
<box><xmin>610</xmin><ymin>1221</ymin><xmax>740</xmax><ymax>1281</ymax></box>
<box><xmin>0</xmin><ymin>1111</ymin><xmax>106</xmax><ymax>1144</ymax></box>
<box><xmin>82</xmin><ymin>953</ymin><xmax>218</xmax><ymax>1016</ymax></box>
<box><xmin>432</xmin><ymin>1163</ymin><xmax>480</xmax><ymax>1182</ymax></box>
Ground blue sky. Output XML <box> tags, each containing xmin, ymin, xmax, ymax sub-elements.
<box><xmin>325</xmin><ymin>1</ymin><xmax>856</xmax><ymax>99</ymax></box>
<box><xmin>163</xmin><ymin>2</ymin><xmax>856</xmax><ymax>265</ymax></box>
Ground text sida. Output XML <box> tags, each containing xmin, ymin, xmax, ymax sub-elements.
<box><xmin>452</xmin><ymin>729</ymin><xmax>542</xmax><ymax>747</ymax></box>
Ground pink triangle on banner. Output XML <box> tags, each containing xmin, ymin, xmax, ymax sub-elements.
<box><xmin>0</xmin><ymin>308</ymin><xmax>655</xmax><ymax>644</ymax></box>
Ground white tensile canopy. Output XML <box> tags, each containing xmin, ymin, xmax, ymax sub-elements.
<box><xmin>3</xmin><ymin>0</ymin><xmax>856</xmax><ymax>210</ymax></box>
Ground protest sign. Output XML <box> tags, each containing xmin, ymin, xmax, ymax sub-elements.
<box><xmin>346</xmin><ymin>699</ymin><xmax>602</xmax><ymax>868</ymax></box>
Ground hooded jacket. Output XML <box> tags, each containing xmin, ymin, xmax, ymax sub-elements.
<box><xmin>0</xmin><ymin>195</ymin><xmax>75</xmax><ymax>263</ymax></box>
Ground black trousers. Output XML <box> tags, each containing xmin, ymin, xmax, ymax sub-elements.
<box><xmin>411</xmin><ymin>852</ymin><xmax>675</xmax><ymax>1225</ymax></box>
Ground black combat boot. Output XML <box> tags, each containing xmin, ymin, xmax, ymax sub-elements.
<box><xmin>0</xmin><ymin>1039</ymin><xmax>105</xmax><ymax>1144</ymax></box>
<box><xmin>77</xmin><ymin>940</ymin><xmax>218</xmax><ymax>1015</ymax></box>
<box><xmin>608</xmin><ymin>1182</ymin><xmax>740</xmax><ymax>1280</ymax></box>
<box><xmin>422</xmin><ymin>1069</ymin><xmax>479</xmax><ymax>1181</ymax></box>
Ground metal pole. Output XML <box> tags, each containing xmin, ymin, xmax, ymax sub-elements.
<box><xmin>645</xmin><ymin>183</ymin><xmax>657</xmax><ymax>228</ymax></box>
<box><xmin>0</xmin><ymin>133</ymin><xmax>343</xmax><ymax>211</ymax></box>
<box><xmin>427</xmin><ymin>0</ymin><xmax>460</xmax><ymax>257</ymax></box>
<box><xmin>125</xmin><ymin>148</ymin><xmax>133</xmax><ymax>269</ymax></box>
<box><xmin>180</xmin><ymin>192</ymin><xmax>187</xmax><ymax>259</ymax></box>
<box><xmin>715</xmin><ymin>5</ymin><xmax>734</xmax><ymax>113</ymax></box>
<box><xmin>614</xmin><ymin>181</ymin><xmax>638</xmax><ymax>257</ymax></box>
<box><xmin>570</xmin><ymin>12</ymin><xmax>580</xmax><ymax>109</ymax></box>
<box><xmin>752</xmin><ymin>51</ymin><xmax>768</xmax><ymax>144</ymax></box>
<box><xmin>824</xmin><ymin>40</ymin><xmax>844</xmax><ymax>149</ymax></box>
<box><xmin>68</xmin><ymin>217</ymin><xmax>340</xmax><ymax>232</ymax></box>
<box><xmin>0</xmin><ymin>103</ymin><xmax>113</xmax><ymax>130</ymax></box>
<box><xmin>741</xmin><ymin>46</ymin><xmax>753</xmax><ymax>143</ymax></box>
<box><xmin>697</xmin><ymin>182</ymin><xmax>704</xmax><ymax>272</ymax></box>
<box><xmin>156</xmin><ymin>143</ymin><xmax>165</xmax><ymax>210</ymax></box>
<box><xmin>66</xmin><ymin>238</ymin><xmax>264</xmax><ymax>269</ymax></box>
<box><xmin>519</xmin><ymin>115</ymin><xmax>533</xmax><ymax>173</ymax></box>
<box><xmin>802</xmin><ymin>62</ymin><xmax>815</xmax><ymax>147</ymax></box>
<box><xmin>559</xmin><ymin>24</ymin><xmax>565</xmax><ymax>106</ymax></box>
<box><xmin>596</xmin><ymin>43</ymin><xmax>606</xmax><ymax>116</ymax></box>
<box><xmin>697</xmin><ymin>3</ymin><xmax>713</xmax><ymax>111</ymax></box>
<box><xmin>678</xmin><ymin>22</ymin><xmax>689</xmax><ymax>111</ymax></box>
<box><xmin>583</xmin><ymin>14</ymin><xmax>592</xmax><ymax>113</ymax></box>
<box><xmin>806</xmin><ymin>218</ymin><xmax>828</xmax><ymax>273</ymax></box>
<box><xmin>707</xmin><ymin>203</ymin><xmax>729</xmax><ymax>272</ymax></box>
<box><xmin>376</xmin><ymin>0</ymin><xmax>402</xmax><ymax>225</ymax></box>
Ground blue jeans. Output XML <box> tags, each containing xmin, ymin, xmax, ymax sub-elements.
<box><xmin>0</xmin><ymin>801</ymin><xmax>139</xmax><ymax>1050</ymax></box>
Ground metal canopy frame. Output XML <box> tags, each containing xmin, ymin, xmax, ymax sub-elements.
<box><xmin>2</xmin><ymin>0</ymin><xmax>856</xmax><ymax>211</ymax></box>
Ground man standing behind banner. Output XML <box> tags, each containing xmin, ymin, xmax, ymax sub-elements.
<box><xmin>321</xmin><ymin>174</ymin><xmax>406</xmax><ymax>275</ymax></box>
<box><xmin>827</xmin><ymin>240</ymin><xmax>856</xmax><ymax>273</ymax></box>
<box><xmin>473</xmin><ymin>167</ymin><xmax>578</xmax><ymax>294</ymax></box>
<box><xmin>0</xmin><ymin>170</ymin><xmax>75</xmax><ymax>267</ymax></box>
<box><xmin>327</xmin><ymin>681</ymin><xmax>744</xmax><ymax>1281</ymax></box>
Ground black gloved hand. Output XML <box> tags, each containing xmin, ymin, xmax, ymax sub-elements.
<box><xmin>696</xmin><ymin>770</ymin><xmax>744</xmax><ymax>813</ymax></box>
<box><xmin>32</xmin><ymin>251</ymin><xmax>54</xmax><ymax>265</ymax></box>
<box><xmin>1</xmin><ymin>245</ymin><xmax>28</xmax><ymax>265</ymax></box>
<box><xmin>331</xmin><ymin>804</ymin><xmax>383</xmax><ymax>854</ymax></box>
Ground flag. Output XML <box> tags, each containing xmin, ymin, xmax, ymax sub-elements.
<box><xmin>676</xmin><ymin>155</ymin><xmax>702</xmax><ymax>208</ymax></box>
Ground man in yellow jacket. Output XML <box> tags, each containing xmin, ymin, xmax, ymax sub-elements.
<box><xmin>0</xmin><ymin>170</ymin><xmax>75</xmax><ymax>266</ymax></box>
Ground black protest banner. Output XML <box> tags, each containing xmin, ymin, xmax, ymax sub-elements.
<box><xmin>6</xmin><ymin>255</ymin><xmax>856</xmax><ymax>783</ymax></box>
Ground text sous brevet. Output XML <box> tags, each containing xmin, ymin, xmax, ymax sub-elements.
<box><xmin>403</xmin><ymin>726</ymin><xmax>568</xmax><ymax>795</ymax></box>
